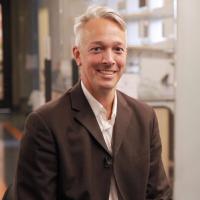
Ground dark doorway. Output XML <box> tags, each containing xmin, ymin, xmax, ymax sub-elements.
<box><xmin>0</xmin><ymin>0</ymin><xmax>12</xmax><ymax>109</ymax></box>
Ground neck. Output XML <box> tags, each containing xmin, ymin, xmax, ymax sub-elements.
<box><xmin>81</xmin><ymin>81</ymin><xmax>116</xmax><ymax>119</ymax></box>
<box><xmin>93</xmin><ymin>89</ymin><xmax>115</xmax><ymax>119</ymax></box>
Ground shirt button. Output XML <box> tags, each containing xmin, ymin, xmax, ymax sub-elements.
<box><xmin>104</xmin><ymin>156</ymin><xmax>113</xmax><ymax>168</ymax></box>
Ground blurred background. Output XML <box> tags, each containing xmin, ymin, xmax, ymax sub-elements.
<box><xmin>0</xmin><ymin>0</ymin><xmax>200</xmax><ymax>199</ymax></box>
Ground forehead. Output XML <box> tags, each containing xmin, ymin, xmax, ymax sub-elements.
<box><xmin>81</xmin><ymin>18</ymin><xmax>126</xmax><ymax>46</ymax></box>
<box><xmin>84</xmin><ymin>17</ymin><xmax>123</xmax><ymax>30</ymax></box>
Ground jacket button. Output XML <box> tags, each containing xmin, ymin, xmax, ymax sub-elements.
<box><xmin>104</xmin><ymin>156</ymin><xmax>112</xmax><ymax>168</ymax></box>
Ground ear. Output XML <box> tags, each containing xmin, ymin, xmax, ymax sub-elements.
<box><xmin>73</xmin><ymin>46</ymin><xmax>81</xmax><ymax>66</ymax></box>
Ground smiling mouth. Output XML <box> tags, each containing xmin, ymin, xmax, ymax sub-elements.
<box><xmin>97</xmin><ymin>69</ymin><xmax>117</xmax><ymax>75</ymax></box>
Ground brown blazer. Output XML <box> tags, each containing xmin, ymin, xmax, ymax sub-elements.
<box><xmin>13</xmin><ymin>82</ymin><xmax>172</xmax><ymax>200</ymax></box>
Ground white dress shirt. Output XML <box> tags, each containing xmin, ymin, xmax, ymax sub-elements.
<box><xmin>81</xmin><ymin>81</ymin><xmax>118</xmax><ymax>200</ymax></box>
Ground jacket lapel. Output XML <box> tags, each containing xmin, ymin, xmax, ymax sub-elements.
<box><xmin>113</xmin><ymin>91</ymin><xmax>133</xmax><ymax>156</ymax></box>
<box><xmin>69</xmin><ymin>82</ymin><xmax>110</xmax><ymax>155</ymax></box>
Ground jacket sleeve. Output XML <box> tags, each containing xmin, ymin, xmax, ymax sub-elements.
<box><xmin>146</xmin><ymin>109</ymin><xmax>172</xmax><ymax>200</ymax></box>
<box><xmin>14</xmin><ymin>112</ymin><xmax>58</xmax><ymax>200</ymax></box>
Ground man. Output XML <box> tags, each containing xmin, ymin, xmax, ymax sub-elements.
<box><xmin>12</xmin><ymin>5</ymin><xmax>172</xmax><ymax>200</ymax></box>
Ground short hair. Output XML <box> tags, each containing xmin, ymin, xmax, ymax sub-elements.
<box><xmin>74</xmin><ymin>5</ymin><xmax>127</xmax><ymax>46</ymax></box>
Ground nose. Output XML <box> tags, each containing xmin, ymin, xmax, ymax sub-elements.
<box><xmin>102</xmin><ymin>49</ymin><xmax>115</xmax><ymax>66</ymax></box>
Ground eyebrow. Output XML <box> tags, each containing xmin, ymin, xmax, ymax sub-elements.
<box><xmin>90</xmin><ymin>41</ymin><xmax>125</xmax><ymax>46</ymax></box>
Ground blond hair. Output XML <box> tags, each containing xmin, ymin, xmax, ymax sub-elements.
<box><xmin>74</xmin><ymin>5</ymin><xmax>126</xmax><ymax>46</ymax></box>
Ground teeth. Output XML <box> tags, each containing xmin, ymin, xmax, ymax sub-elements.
<box><xmin>99</xmin><ymin>70</ymin><xmax>115</xmax><ymax>75</ymax></box>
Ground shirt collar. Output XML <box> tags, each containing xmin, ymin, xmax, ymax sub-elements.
<box><xmin>81</xmin><ymin>81</ymin><xmax>117</xmax><ymax>122</ymax></box>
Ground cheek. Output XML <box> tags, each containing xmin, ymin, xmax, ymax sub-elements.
<box><xmin>81</xmin><ymin>53</ymin><xmax>102</xmax><ymax>66</ymax></box>
<box><xmin>88</xmin><ymin>54</ymin><xmax>102</xmax><ymax>64</ymax></box>
<box><xmin>117</xmin><ymin>57</ymin><xmax>126</xmax><ymax>70</ymax></box>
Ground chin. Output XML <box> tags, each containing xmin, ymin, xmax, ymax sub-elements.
<box><xmin>98</xmin><ymin>83</ymin><xmax>116</xmax><ymax>91</ymax></box>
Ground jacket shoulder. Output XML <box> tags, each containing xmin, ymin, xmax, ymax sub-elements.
<box><xmin>36</xmin><ymin>91</ymin><xmax>70</xmax><ymax>116</ymax></box>
<box><xmin>117</xmin><ymin>90</ymin><xmax>154</xmax><ymax>117</ymax></box>
<box><xmin>25</xmin><ymin>90</ymin><xmax>72</xmax><ymax>129</ymax></box>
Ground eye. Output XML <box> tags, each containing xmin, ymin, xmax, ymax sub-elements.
<box><xmin>90</xmin><ymin>47</ymin><xmax>102</xmax><ymax>53</ymax></box>
<box><xmin>114</xmin><ymin>47</ymin><xmax>125</xmax><ymax>54</ymax></box>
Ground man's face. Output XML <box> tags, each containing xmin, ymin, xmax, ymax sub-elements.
<box><xmin>73</xmin><ymin>18</ymin><xmax>127</xmax><ymax>96</ymax></box>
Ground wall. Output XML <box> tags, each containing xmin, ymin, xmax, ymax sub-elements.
<box><xmin>174</xmin><ymin>0</ymin><xmax>200</xmax><ymax>199</ymax></box>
